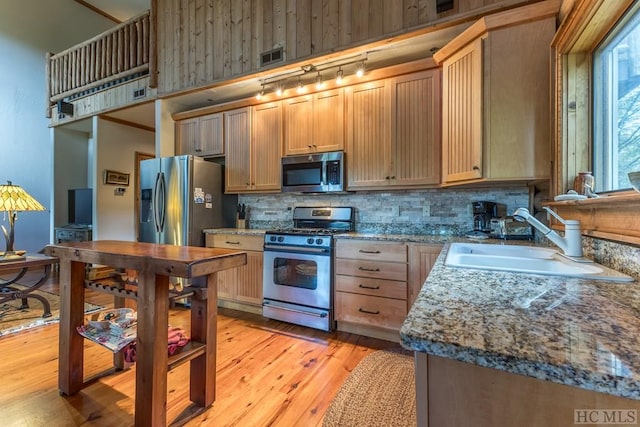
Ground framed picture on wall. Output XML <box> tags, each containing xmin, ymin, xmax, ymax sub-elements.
<box><xmin>104</xmin><ymin>170</ymin><xmax>130</xmax><ymax>186</ymax></box>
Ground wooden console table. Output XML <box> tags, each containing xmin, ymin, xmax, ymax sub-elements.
<box><xmin>44</xmin><ymin>240</ymin><xmax>246</xmax><ymax>427</ymax></box>
<box><xmin>0</xmin><ymin>255</ymin><xmax>58</xmax><ymax>317</ymax></box>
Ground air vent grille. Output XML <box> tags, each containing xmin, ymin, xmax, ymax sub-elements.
<box><xmin>261</xmin><ymin>47</ymin><xmax>284</xmax><ymax>67</ymax></box>
<box><xmin>436</xmin><ymin>0</ymin><xmax>454</xmax><ymax>13</ymax></box>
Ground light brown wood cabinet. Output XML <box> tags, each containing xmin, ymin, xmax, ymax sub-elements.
<box><xmin>176</xmin><ymin>113</ymin><xmax>224</xmax><ymax>157</ymax></box>
<box><xmin>407</xmin><ymin>243</ymin><xmax>442</xmax><ymax>308</ymax></box>
<box><xmin>205</xmin><ymin>233</ymin><xmax>263</xmax><ymax>313</ymax></box>
<box><xmin>346</xmin><ymin>70</ymin><xmax>441</xmax><ymax>190</ymax></box>
<box><xmin>283</xmin><ymin>88</ymin><xmax>344</xmax><ymax>155</ymax></box>
<box><xmin>334</xmin><ymin>239</ymin><xmax>408</xmax><ymax>332</ymax></box>
<box><xmin>225</xmin><ymin>103</ymin><xmax>282</xmax><ymax>193</ymax></box>
<box><xmin>436</xmin><ymin>7</ymin><xmax>556</xmax><ymax>184</ymax></box>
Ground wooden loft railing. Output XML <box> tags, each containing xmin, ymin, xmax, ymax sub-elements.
<box><xmin>46</xmin><ymin>10</ymin><xmax>156</xmax><ymax>117</ymax></box>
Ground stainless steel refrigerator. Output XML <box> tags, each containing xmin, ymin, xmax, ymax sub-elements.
<box><xmin>139</xmin><ymin>155</ymin><xmax>235</xmax><ymax>247</ymax></box>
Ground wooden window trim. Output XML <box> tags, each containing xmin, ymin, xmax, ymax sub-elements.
<box><xmin>550</xmin><ymin>0</ymin><xmax>640</xmax><ymax>246</ymax></box>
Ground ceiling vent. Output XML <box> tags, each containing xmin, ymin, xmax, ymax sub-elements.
<box><xmin>261</xmin><ymin>47</ymin><xmax>284</xmax><ymax>67</ymax></box>
<box><xmin>436</xmin><ymin>0</ymin><xmax>454</xmax><ymax>13</ymax></box>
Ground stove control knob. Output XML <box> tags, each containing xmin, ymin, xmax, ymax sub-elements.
<box><xmin>307</xmin><ymin>237</ymin><xmax>314</xmax><ymax>245</ymax></box>
<box><xmin>277</xmin><ymin>236</ymin><xmax>284</xmax><ymax>242</ymax></box>
<box><xmin>315</xmin><ymin>238</ymin><xmax>323</xmax><ymax>245</ymax></box>
<box><xmin>270</xmin><ymin>236</ymin><xmax>277</xmax><ymax>242</ymax></box>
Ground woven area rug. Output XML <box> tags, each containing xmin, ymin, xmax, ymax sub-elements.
<box><xmin>323</xmin><ymin>347</ymin><xmax>416</xmax><ymax>427</ymax></box>
<box><xmin>0</xmin><ymin>286</ymin><xmax>103</xmax><ymax>337</ymax></box>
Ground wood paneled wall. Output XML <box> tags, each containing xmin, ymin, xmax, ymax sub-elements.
<box><xmin>156</xmin><ymin>0</ymin><xmax>539</xmax><ymax>95</ymax></box>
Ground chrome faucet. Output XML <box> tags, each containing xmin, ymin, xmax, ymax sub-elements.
<box><xmin>512</xmin><ymin>207</ymin><xmax>584</xmax><ymax>259</ymax></box>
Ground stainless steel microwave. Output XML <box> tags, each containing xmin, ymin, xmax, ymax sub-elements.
<box><xmin>282</xmin><ymin>151</ymin><xmax>345</xmax><ymax>193</ymax></box>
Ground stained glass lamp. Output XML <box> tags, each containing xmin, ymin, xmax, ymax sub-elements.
<box><xmin>0</xmin><ymin>181</ymin><xmax>46</xmax><ymax>262</ymax></box>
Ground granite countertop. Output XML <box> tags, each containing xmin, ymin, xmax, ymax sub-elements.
<box><xmin>333</xmin><ymin>232</ymin><xmax>452</xmax><ymax>244</ymax></box>
<box><xmin>203</xmin><ymin>228</ymin><xmax>267</xmax><ymax>236</ymax></box>
<box><xmin>400</xmin><ymin>242</ymin><xmax>640</xmax><ymax>400</ymax></box>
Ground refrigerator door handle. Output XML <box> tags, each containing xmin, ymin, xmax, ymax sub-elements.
<box><xmin>153</xmin><ymin>172</ymin><xmax>162</xmax><ymax>233</ymax></box>
<box><xmin>158</xmin><ymin>172</ymin><xmax>166</xmax><ymax>232</ymax></box>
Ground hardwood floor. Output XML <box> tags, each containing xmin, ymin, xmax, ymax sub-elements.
<box><xmin>0</xmin><ymin>271</ymin><xmax>396</xmax><ymax>426</ymax></box>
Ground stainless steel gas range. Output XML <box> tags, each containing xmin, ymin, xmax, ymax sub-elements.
<box><xmin>262</xmin><ymin>207</ymin><xmax>354</xmax><ymax>331</ymax></box>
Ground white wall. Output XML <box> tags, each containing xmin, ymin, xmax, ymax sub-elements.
<box><xmin>94</xmin><ymin>118</ymin><xmax>154</xmax><ymax>241</ymax></box>
<box><xmin>0</xmin><ymin>0</ymin><xmax>114</xmax><ymax>251</ymax></box>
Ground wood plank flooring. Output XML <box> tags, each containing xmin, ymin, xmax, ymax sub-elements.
<box><xmin>0</xmin><ymin>272</ymin><xmax>396</xmax><ymax>426</ymax></box>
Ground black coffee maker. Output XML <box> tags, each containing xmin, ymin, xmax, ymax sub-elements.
<box><xmin>472</xmin><ymin>201</ymin><xmax>497</xmax><ymax>233</ymax></box>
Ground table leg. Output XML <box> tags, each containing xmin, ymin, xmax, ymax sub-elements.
<box><xmin>189</xmin><ymin>272</ymin><xmax>218</xmax><ymax>406</ymax></box>
<box><xmin>134</xmin><ymin>268</ymin><xmax>169</xmax><ymax>427</ymax></box>
<box><xmin>58</xmin><ymin>260</ymin><xmax>87</xmax><ymax>395</ymax></box>
<box><xmin>0</xmin><ymin>264</ymin><xmax>52</xmax><ymax>317</ymax></box>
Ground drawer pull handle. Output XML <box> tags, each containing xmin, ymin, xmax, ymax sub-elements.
<box><xmin>358</xmin><ymin>267</ymin><xmax>380</xmax><ymax>272</ymax></box>
<box><xmin>358</xmin><ymin>249</ymin><xmax>381</xmax><ymax>254</ymax></box>
<box><xmin>359</xmin><ymin>308</ymin><xmax>380</xmax><ymax>315</ymax></box>
<box><xmin>359</xmin><ymin>284</ymin><xmax>380</xmax><ymax>290</ymax></box>
<box><xmin>225</xmin><ymin>241</ymin><xmax>241</xmax><ymax>245</ymax></box>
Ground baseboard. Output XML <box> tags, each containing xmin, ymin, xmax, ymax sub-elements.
<box><xmin>336</xmin><ymin>321</ymin><xmax>400</xmax><ymax>343</ymax></box>
<box><xmin>218</xmin><ymin>299</ymin><xmax>263</xmax><ymax>315</ymax></box>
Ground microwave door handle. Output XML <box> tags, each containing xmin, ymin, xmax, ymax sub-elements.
<box><xmin>322</xmin><ymin>162</ymin><xmax>327</xmax><ymax>187</ymax></box>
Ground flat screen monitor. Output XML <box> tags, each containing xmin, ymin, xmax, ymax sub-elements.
<box><xmin>68</xmin><ymin>188</ymin><xmax>92</xmax><ymax>226</ymax></box>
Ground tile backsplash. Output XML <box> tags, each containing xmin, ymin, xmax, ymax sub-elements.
<box><xmin>238</xmin><ymin>186</ymin><xmax>530</xmax><ymax>234</ymax></box>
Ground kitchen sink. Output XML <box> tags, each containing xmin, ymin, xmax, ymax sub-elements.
<box><xmin>445</xmin><ymin>243</ymin><xmax>634</xmax><ymax>282</ymax></box>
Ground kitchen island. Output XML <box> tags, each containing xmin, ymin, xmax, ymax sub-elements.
<box><xmin>45</xmin><ymin>240</ymin><xmax>247</xmax><ymax>427</ymax></box>
<box><xmin>400</xmin><ymin>242</ymin><xmax>640</xmax><ymax>426</ymax></box>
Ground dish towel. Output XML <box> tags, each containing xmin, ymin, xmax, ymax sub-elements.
<box><xmin>122</xmin><ymin>326</ymin><xmax>190</xmax><ymax>363</ymax></box>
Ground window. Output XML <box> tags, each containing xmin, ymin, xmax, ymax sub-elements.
<box><xmin>593</xmin><ymin>3</ymin><xmax>640</xmax><ymax>192</ymax></box>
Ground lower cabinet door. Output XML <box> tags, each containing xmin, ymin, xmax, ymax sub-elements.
<box><xmin>235</xmin><ymin>251</ymin><xmax>263</xmax><ymax>305</ymax></box>
<box><xmin>217</xmin><ymin>267</ymin><xmax>236</xmax><ymax>300</ymax></box>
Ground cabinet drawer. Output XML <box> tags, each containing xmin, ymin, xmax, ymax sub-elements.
<box><xmin>335</xmin><ymin>259</ymin><xmax>407</xmax><ymax>281</ymax></box>
<box><xmin>335</xmin><ymin>239</ymin><xmax>407</xmax><ymax>262</ymax></box>
<box><xmin>335</xmin><ymin>275</ymin><xmax>406</xmax><ymax>300</ymax></box>
<box><xmin>208</xmin><ymin>234</ymin><xmax>263</xmax><ymax>251</ymax></box>
<box><xmin>335</xmin><ymin>292</ymin><xmax>407</xmax><ymax>330</ymax></box>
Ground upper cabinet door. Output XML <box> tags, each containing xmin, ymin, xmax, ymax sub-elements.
<box><xmin>175</xmin><ymin>118</ymin><xmax>198</xmax><ymax>156</ymax></box>
<box><xmin>252</xmin><ymin>102</ymin><xmax>282</xmax><ymax>192</ymax></box>
<box><xmin>313</xmin><ymin>88</ymin><xmax>344</xmax><ymax>153</ymax></box>
<box><xmin>198</xmin><ymin>113</ymin><xmax>224</xmax><ymax>157</ymax></box>
<box><xmin>345</xmin><ymin>80</ymin><xmax>392</xmax><ymax>189</ymax></box>
<box><xmin>283</xmin><ymin>95</ymin><xmax>313</xmax><ymax>155</ymax></box>
<box><xmin>225</xmin><ymin>107</ymin><xmax>252</xmax><ymax>192</ymax></box>
<box><xmin>441</xmin><ymin>37</ymin><xmax>483</xmax><ymax>183</ymax></box>
<box><xmin>391</xmin><ymin>70</ymin><xmax>441</xmax><ymax>187</ymax></box>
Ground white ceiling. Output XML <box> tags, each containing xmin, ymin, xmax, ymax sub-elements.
<box><xmin>71</xmin><ymin>1</ymin><xmax>469</xmax><ymax>132</ymax></box>
<box><xmin>80</xmin><ymin>0</ymin><xmax>149</xmax><ymax>22</ymax></box>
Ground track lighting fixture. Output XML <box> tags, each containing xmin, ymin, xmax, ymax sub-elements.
<box><xmin>255</xmin><ymin>83</ymin><xmax>265</xmax><ymax>100</ymax></box>
<box><xmin>356</xmin><ymin>61</ymin><xmax>365</xmax><ymax>78</ymax></box>
<box><xmin>315</xmin><ymin>72</ymin><xmax>324</xmax><ymax>90</ymax></box>
<box><xmin>257</xmin><ymin>53</ymin><xmax>369</xmax><ymax>97</ymax></box>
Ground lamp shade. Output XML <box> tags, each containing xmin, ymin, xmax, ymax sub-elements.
<box><xmin>0</xmin><ymin>181</ymin><xmax>46</xmax><ymax>212</ymax></box>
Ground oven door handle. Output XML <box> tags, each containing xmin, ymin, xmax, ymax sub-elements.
<box><xmin>263</xmin><ymin>244</ymin><xmax>330</xmax><ymax>254</ymax></box>
<box><xmin>263</xmin><ymin>301</ymin><xmax>328</xmax><ymax>318</ymax></box>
